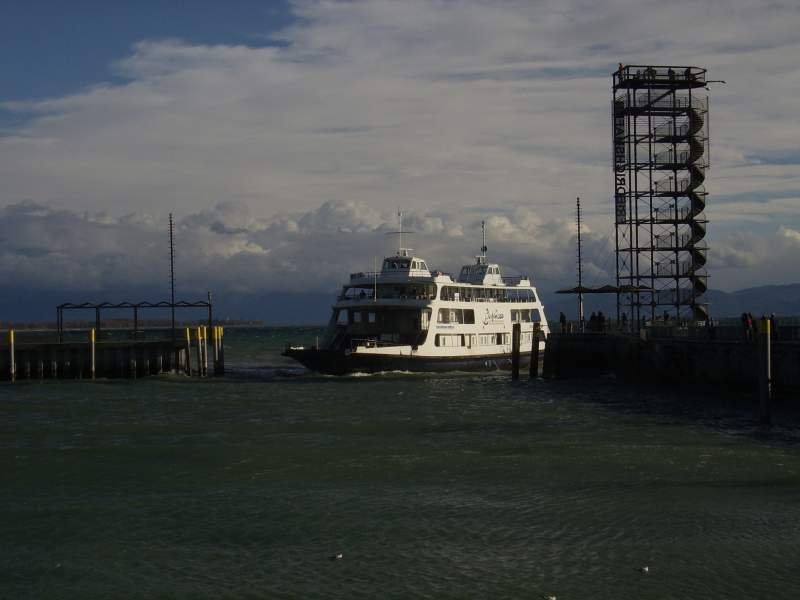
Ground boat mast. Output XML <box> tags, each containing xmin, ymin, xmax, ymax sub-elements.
<box><xmin>398</xmin><ymin>210</ymin><xmax>403</xmax><ymax>254</ymax></box>
<box><xmin>387</xmin><ymin>209</ymin><xmax>414</xmax><ymax>257</ymax></box>
<box><xmin>478</xmin><ymin>220</ymin><xmax>487</xmax><ymax>264</ymax></box>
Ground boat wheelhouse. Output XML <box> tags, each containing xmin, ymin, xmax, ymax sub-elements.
<box><xmin>284</xmin><ymin>225</ymin><xmax>549</xmax><ymax>375</ymax></box>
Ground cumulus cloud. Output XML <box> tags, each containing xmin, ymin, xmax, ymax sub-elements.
<box><xmin>0</xmin><ymin>199</ymin><xmax>583</xmax><ymax>294</ymax></box>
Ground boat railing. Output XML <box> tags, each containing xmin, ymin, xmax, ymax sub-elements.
<box><xmin>338</xmin><ymin>293</ymin><xmax>436</xmax><ymax>301</ymax></box>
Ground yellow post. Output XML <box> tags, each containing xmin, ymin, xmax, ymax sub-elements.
<box><xmin>195</xmin><ymin>326</ymin><xmax>203</xmax><ymax>377</ymax></box>
<box><xmin>9</xmin><ymin>330</ymin><xmax>16</xmax><ymax>383</ymax></box>
<box><xmin>217</xmin><ymin>326</ymin><xmax>225</xmax><ymax>376</ymax></box>
<box><xmin>202</xmin><ymin>325</ymin><xmax>209</xmax><ymax>377</ymax></box>
<box><xmin>185</xmin><ymin>327</ymin><xmax>192</xmax><ymax>375</ymax></box>
<box><xmin>759</xmin><ymin>317</ymin><xmax>772</xmax><ymax>425</ymax></box>
<box><xmin>212</xmin><ymin>325</ymin><xmax>220</xmax><ymax>376</ymax></box>
<box><xmin>90</xmin><ymin>328</ymin><xmax>96</xmax><ymax>380</ymax></box>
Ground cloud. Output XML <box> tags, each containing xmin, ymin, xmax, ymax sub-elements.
<box><xmin>1</xmin><ymin>0</ymin><xmax>799</xmax><ymax>312</ymax></box>
<box><xmin>0</xmin><ymin>199</ymin><xmax>581</xmax><ymax>294</ymax></box>
<box><xmin>1</xmin><ymin>1</ymin><xmax>798</xmax><ymax>225</ymax></box>
<box><xmin>0</xmin><ymin>197</ymin><xmax>796</xmax><ymax>321</ymax></box>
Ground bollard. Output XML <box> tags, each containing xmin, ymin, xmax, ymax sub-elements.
<box><xmin>511</xmin><ymin>323</ymin><xmax>521</xmax><ymax>381</ymax></box>
<box><xmin>529</xmin><ymin>330</ymin><xmax>540</xmax><ymax>379</ymax></box>
<box><xmin>9</xmin><ymin>330</ymin><xmax>16</xmax><ymax>383</ymax></box>
<box><xmin>90</xmin><ymin>328</ymin><xmax>96</xmax><ymax>380</ymax></box>
<box><xmin>758</xmin><ymin>317</ymin><xmax>772</xmax><ymax>425</ymax></box>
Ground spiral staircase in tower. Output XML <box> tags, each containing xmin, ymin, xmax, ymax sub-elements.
<box><xmin>652</xmin><ymin>101</ymin><xmax>708</xmax><ymax>319</ymax></box>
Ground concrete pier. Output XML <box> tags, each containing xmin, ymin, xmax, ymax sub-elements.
<box><xmin>543</xmin><ymin>327</ymin><xmax>800</xmax><ymax>400</ymax></box>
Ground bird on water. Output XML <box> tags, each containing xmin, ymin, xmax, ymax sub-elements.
<box><xmin>330</xmin><ymin>552</ymin><xmax>343</xmax><ymax>561</ymax></box>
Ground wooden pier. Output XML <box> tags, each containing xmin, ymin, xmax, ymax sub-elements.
<box><xmin>1</xmin><ymin>326</ymin><xmax>225</xmax><ymax>382</ymax></box>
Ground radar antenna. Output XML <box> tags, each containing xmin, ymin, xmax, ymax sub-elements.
<box><xmin>386</xmin><ymin>209</ymin><xmax>415</xmax><ymax>257</ymax></box>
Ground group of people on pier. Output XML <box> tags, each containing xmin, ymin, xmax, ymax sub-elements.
<box><xmin>741</xmin><ymin>312</ymin><xmax>778</xmax><ymax>341</ymax></box>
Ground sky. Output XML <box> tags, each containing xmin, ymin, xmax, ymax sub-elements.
<box><xmin>1</xmin><ymin>0</ymin><xmax>799</xmax><ymax>322</ymax></box>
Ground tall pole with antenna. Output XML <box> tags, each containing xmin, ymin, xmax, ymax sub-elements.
<box><xmin>576</xmin><ymin>198</ymin><xmax>584</xmax><ymax>332</ymax></box>
<box><xmin>481</xmin><ymin>220</ymin><xmax>487</xmax><ymax>261</ymax></box>
<box><xmin>398</xmin><ymin>210</ymin><xmax>403</xmax><ymax>253</ymax></box>
<box><xmin>169</xmin><ymin>213</ymin><xmax>176</xmax><ymax>343</ymax></box>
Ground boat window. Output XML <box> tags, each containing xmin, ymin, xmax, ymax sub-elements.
<box><xmin>353</xmin><ymin>311</ymin><xmax>362</xmax><ymax>323</ymax></box>
<box><xmin>438</xmin><ymin>308</ymin><xmax>466</xmax><ymax>324</ymax></box>
<box><xmin>463</xmin><ymin>309</ymin><xmax>475</xmax><ymax>324</ymax></box>
<box><xmin>531</xmin><ymin>309</ymin><xmax>541</xmax><ymax>322</ymax></box>
<box><xmin>420</xmin><ymin>261</ymin><xmax>428</xmax><ymax>270</ymax></box>
<box><xmin>368</xmin><ymin>312</ymin><xmax>376</xmax><ymax>323</ymax></box>
<box><xmin>335</xmin><ymin>309</ymin><xmax>348</xmax><ymax>325</ymax></box>
<box><xmin>496</xmin><ymin>333</ymin><xmax>503</xmax><ymax>345</ymax></box>
<box><xmin>420</xmin><ymin>308</ymin><xmax>431</xmax><ymax>330</ymax></box>
<box><xmin>511</xmin><ymin>310</ymin><xmax>519</xmax><ymax>322</ymax></box>
<box><xmin>435</xmin><ymin>334</ymin><xmax>463</xmax><ymax>347</ymax></box>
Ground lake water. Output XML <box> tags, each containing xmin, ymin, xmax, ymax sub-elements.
<box><xmin>2</xmin><ymin>327</ymin><xmax>799</xmax><ymax>598</ymax></box>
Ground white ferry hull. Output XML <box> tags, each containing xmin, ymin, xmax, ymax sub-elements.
<box><xmin>284</xmin><ymin>347</ymin><xmax>540</xmax><ymax>376</ymax></box>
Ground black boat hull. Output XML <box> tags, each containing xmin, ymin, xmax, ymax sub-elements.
<box><xmin>283</xmin><ymin>348</ymin><xmax>534</xmax><ymax>376</ymax></box>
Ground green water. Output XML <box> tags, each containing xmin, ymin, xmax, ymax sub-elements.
<box><xmin>2</xmin><ymin>327</ymin><xmax>800</xmax><ymax>599</ymax></box>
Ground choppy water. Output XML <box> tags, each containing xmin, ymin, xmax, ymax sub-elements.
<box><xmin>2</xmin><ymin>327</ymin><xmax>800</xmax><ymax>599</ymax></box>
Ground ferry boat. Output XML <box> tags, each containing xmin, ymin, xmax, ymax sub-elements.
<box><xmin>284</xmin><ymin>222</ymin><xmax>549</xmax><ymax>375</ymax></box>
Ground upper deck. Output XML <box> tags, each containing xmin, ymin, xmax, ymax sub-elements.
<box><xmin>348</xmin><ymin>248</ymin><xmax>532</xmax><ymax>290</ymax></box>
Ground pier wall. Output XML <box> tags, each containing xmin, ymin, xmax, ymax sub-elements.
<box><xmin>543</xmin><ymin>333</ymin><xmax>800</xmax><ymax>400</ymax></box>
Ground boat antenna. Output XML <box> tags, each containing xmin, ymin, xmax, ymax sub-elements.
<box><xmin>399</xmin><ymin>210</ymin><xmax>403</xmax><ymax>252</ymax></box>
<box><xmin>481</xmin><ymin>220</ymin><xmax>487</xmax><ymax>258</ymax></box>
<box><xmin>386</xmin><ymin>208</ymin><xmax>415</xmax><ymax>256</ymax></box>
